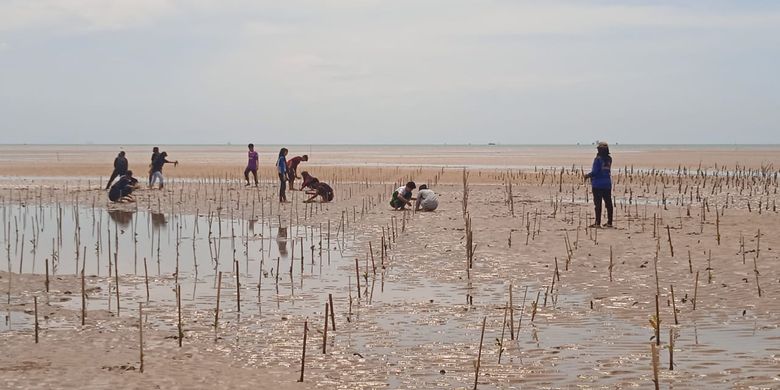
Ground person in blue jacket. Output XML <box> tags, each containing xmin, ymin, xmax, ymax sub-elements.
<box><xmin>584</xmin><ymin>141</ymin><xmax>613</xmax><ymax>228</ymax></box>
<box><xmin>277</xmin><ymin>148</ymin><xmax>289</xmax><ymax>203</ymax></box>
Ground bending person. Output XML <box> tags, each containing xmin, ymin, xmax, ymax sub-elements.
<box><xmin>300</xmin><ymin>171</ymin><xmax>319</xmax><ymax>191</ymax></box>
<box><xmin>304</xmin><ymin>182</ymin><xmax>334</xmax><ymax>203</ymax></box>
<box><xmin>415</xmin><ymin>184</ymin><xmax>439</xmax><ymax>211</ymax></box>
<box><xmin>286</xmin><ymin>154</ymin><xmax>308</xmax><ymax>190</ymax></box>
<box><xmin>108</xmin><ymin>170</ymin><xmax>139</xmax><ymax>203</ymax></box>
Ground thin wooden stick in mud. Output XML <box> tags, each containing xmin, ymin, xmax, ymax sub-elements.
<box><xmin>81</xmin><ymin>268</ymin><xmax>86</xmax><ymax>326</ymax></box>
<box><xmin>670</xmin><ymin>285</ymin><xmax>678</xmax><ymax>325</ymax></box>
<box><xmin>177</xmin><ymin>284</ymin><xmax>183</xmax><ymax>347</ymax></box>
<box><xmin>474</xmin><ymin>316</ymin><xmax>486</xmax><ymax>390</ymax></box>
<box><xmin>687</xmin><ymin>250</ymin><xmax>693</xmax><ymax>274</ymax></box>
<box><xmin>235</xmin><ymin>260</ymin><xmax>241</xmax><ymax>312</ymax></box>
<box><xmin>651</xmin><ymin>343</ymin><xmax>660</xmax><ymax>390</ymax></box>
<box><xmin>609</xmin><ymin>246</ymin><xmax>614</xmax><ymax>282</ymax></box>
<box><xmin>139</xmin><ymin>302</ymin><xmax>144</xmax><ymax>373</ymax></box>
<box><xmin>114</xmin><ymin>253</ymin><xmax>120</xmax><ymax>316</ymax></box>
<box><xmin>328</xmin><ymin>293</ymin><xmax>336</xmax><ymax>331</ymax></box>
<box><xmin>517</xmin><ymin>286</ymin><xmax>528</xmax><ymax>331</ymax></box>
<box><xmin>215</xmin><ymin>271</ymin><xmax>222</xmax><ymax>329</ymax></box>
<box><xmin>498</xmin><ymin>304</ymin><xmax>508</xmax><ymax>364</ymax></box>
<box><xmin>322</xmin><ymin>302</ymin><xmax>328</xmax><ymax>354</ymax></box>
<box><xmin>693</xmin><ymin>271</ymin><xmax>699</xmax><ymax>311</ymax></box>
<box><xmin>143</xmin><ymin>257</ymin><xmax>149</xmax><ymax>302</ymax></box>
<box><xmin>355</xmin><ymin>258</ymin><xmax>361</xmax><ymax>300</ymax></box>
<box><xmin>654</xmin><ymin>294</ymin><xmax>661</xmax><ymax>346</ymax></box>
<box><xmin>369</xmin><ymin>241</ymin><xmax>376</xmax><ymax>274</ymax></box>
<box><xmin>668</xmin><ymin>328</ymin><xmax>674</xmax><ymax>371</ymax></box>
<box><xmin>45</xmin><ymin>258</ymin><xmax>49</xmax><ymax>292</ymax></box>
<box><xmin>530</xmin><ymin>291</ymin><xmax>540</xmax><ymax>322</ymax></box>
<box><xmin>509</xmin><ymin>283</ymin><xmax>515</xmax><ymax>340</ymax></box>
<box><xmin>666</xmin><ymin>225</ymin><xmax>674</xmax><ymax>257</ymax></box>
<box><xmin>753</xmin><ymin>253</ymin><xmax>762</xmax><ymax>298</ymax></box>
<box><xmin>298</xmin><ymin>319</ymin><xmax>308</xmax><ymax>382</ymax></box>
<box><xmin>34</xmin><ymin>296</ymin><xmax>39</xmax><ymax>344</ymax></box>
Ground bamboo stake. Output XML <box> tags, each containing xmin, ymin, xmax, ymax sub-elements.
<box><xmin>328</xmin><ymin>293</ymin><xmax>336</xmax><ymax>331</ymax></box>
<box><xmin>693</xmin><ymin>271</ymin><xmax>699</xmax><ymax>311</ymax></box>
<box><xmin>474</xmin><ymin>316</ymin><xmax>486</xmax><ymax>390</ymax></box>
<box><xmin>651</xmin><ymin>343</ymin><xmax>660</xmax><ymax>390</ymax></box>
<box><xmin>139</xmin><ymin>302</ymin><xmax>144</xmax><ymax>373</ymax></box>
<box><xmin>34</xmin><ymin>296</ymin><xmax>39</xmax><ymax>344</ymax></box>
<box><xmin>670</xmin><ymin>285</ymin><xmax>678</xmax><ymax>325</ymax></box>
<box><xmin>668</xmin><ymin>328</ymin><xmax>674</xmax><ymax>371</ymax></box>
<box><xmin>322</xmin><ymin>302</ymin><xmax>328</xmax><ymax>354</ymax></box>
<box><xmin>298</xmin><ymin>320</ymin><xmax>308</xmax><ymax>382</ymax></box>
<box><xmin>215</xmin><ymin>271</ymin><xmax>222</xmax><ymax>329</ymax></box>
<box><xmin>177</xmin><ymin>284</ymin><xmax>183</xmax><ymax>347</ymax></box>
<box><xmin>81</xmin><ymin>268</ymin><xmax>86</xmax><ymax>326</ymax></box>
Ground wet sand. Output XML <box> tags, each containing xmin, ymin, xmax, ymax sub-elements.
<box><xmin>1</xmin><ymin>145</ymin><xmax>779</xmax><ymax>389</ymax></box>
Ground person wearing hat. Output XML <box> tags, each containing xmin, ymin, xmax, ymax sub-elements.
<box><xmin>390</xmin><ymin>181</ymin><xmax>416</xmax><ymax>210</ymax></box>
<box><xmin>415</xmin><ymin>184</ymin><xmax>439</xmax><ymax>211</ymax></box>
<box><xmin>584</xmin><ymin>141</ymin><xmax>613</xmax><ymax>228</ymax></box>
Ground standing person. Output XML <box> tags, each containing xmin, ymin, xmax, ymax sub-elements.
<box><xmin>149</xmin><ymin>151</ymin><xmax>178</xmax><ymax>190</ymax></box>
<box><xmin>584</xmin><ymin>141</ymin><xmax>613</xmax><ymax>228</ymax></box>
<box><xmin>108</xmin><ymin>170</ymin><xmax>139</xmax><ymax>203</ymax></box>
<box><xmin>390</xmin><ymin>181</ymin><xmax>416</xmax><ymax>210</ymax></box>
<box><xmin>148</xmin><ymin>146</ymin><xmax>160</xmax><ymax>186</ymax></box>
<box><xmin>244</xmin><ymin>143</ymin><xmax>259</xmax><ymax>186</ymax></box>
<box><xmin>415</xmin><ymin>184</ymin><xmax>439</xmax><ymax>211</ymax></box>
<box><xmin>277</xmin><ymin>148</ymin><xmax>289</xmax><ymax>202</ymax></box>
<box><xmin>286</xmin><ymin>154</ymin><xmax>308</xmax><ymax>190</ymax></box>
<box><xmin>105</xmin><ymin>151</ymin><xmax>128</xmax><ymax>190</ymax></box>
<box><xmin>304</xmin><ymin>181</ymin><xmax>334</xmax><ymax>203</ymax></box>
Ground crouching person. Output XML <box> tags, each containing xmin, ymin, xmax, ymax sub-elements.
<box><xmin>415</xmin><ymin>184</ymin><xmax>438</xmax><ymax>211</ymax></box>
<box><xmin>390</xmin><ymin>181</ymin><xmax>416</xmax><ymax>210</ymax></box>
<box><xmin>109</xmin><ymin>170</ymin><xmax>139</xmax><ymax>203</ymax></box>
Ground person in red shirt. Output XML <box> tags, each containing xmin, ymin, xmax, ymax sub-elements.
<box><xmin>286</xmin><ymin>154</ymin><xmax>308</xmax><ymax>190</ymax></box>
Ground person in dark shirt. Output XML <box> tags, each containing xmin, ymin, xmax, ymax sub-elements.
<box><xmin>300</xmin><ymin>171</ymin><xmax>319</xmax><ymax>191</ymax></box>
<box><xmin>277</xmin><ymin>148</ymin><xmax>288</xmax><ymax>202</ymax></box>
<box><xmin>584</xmin><ymin>141</ymin><xmax>614</xmax><ymax>228</ymax></box>
<box><xmin>105</xmin><ymin>151</ymin><xmax>128</xmax><ymax>190</ymax></box>
<box><xmin>244</xmin><ymin>143</ymin><xmax>259</xmax><ymax>186</ymax></box>
<box><xmin>108</xmin><ymin>170</ymin><xmax>139</xmax><ymax>202</ymax></box>
<box><xmin>149</xmin><ymin>151</ymin><xmax>178</xmax><ymax>189</ymax></box>
<box><xmin>286</xmin><ymin>154</ymin><xmax>308</xmax><ymax>190</ymax></box>
<box><xmin>304</xmin><ymin>182</ymin><xmax>334</xmax><ymax>203</ymax></box>
<box><xmin>148</xmin><ymin>147</ymin><xmax>160</xmax><ymax>186</ymax></box>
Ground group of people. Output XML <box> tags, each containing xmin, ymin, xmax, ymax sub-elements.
<box><xmin>242</xmin><ymin>144</ymin><xmax>332</xmax><ymax>204</ymax></box>
<box><xmin>105</xmin><ymin>147</ymin><xmax>178</xmax><ymax>203</ymax></box>
<box><xmin>103</xmin><ymin>142</ymin><xmax>612</xmax><ymax>227</ymax></box>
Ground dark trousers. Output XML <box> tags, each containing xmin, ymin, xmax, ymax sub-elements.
<box><xmin>106</xmin><ymin>170</ymin><xmax>125</xmax><ymax>189</ymax></box>
<box><xmin>278</xmin><ymin>173</ymin><xmax>287</xmax><ymax>201</ymax></box>
<box><xmin>592</xmin><ymin>187</ymin><xmax>613</xmax><ymax>225</ymax></box>
<box><xmin>244</xmin><ymin>167</ymin><xmax>258</xmax><ymax>184</ymax></box>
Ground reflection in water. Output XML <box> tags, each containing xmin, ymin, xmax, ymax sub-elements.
<box><xmin>108</xmin><ymin>209</ymin><xmax>134</xmax><ymax>228</ymax></box>
<box><xmin>276</xmin><ymin>226</ymin><xmax>288</xmax><ymax>256</ymax></box>
<box><xmin>151</xmin><ymin>212</ymin><xmax>167</xmax><ymax>228</ymax></box>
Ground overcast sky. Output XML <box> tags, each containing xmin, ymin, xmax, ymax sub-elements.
<box><xmin>1</xmin><ymin>1</ymin><xmax>778</xmax><ymax>145</ymax></box>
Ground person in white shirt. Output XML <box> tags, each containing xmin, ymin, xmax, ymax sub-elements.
<box><xmin>390</xmin><ymin>181</ymin><xmax>416</xmax><ymax>210</ymax></box>
<box><xmin>415</xmin><ymin>184</ymin><xmax>439</xmax><ymax>211</ymax></box>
